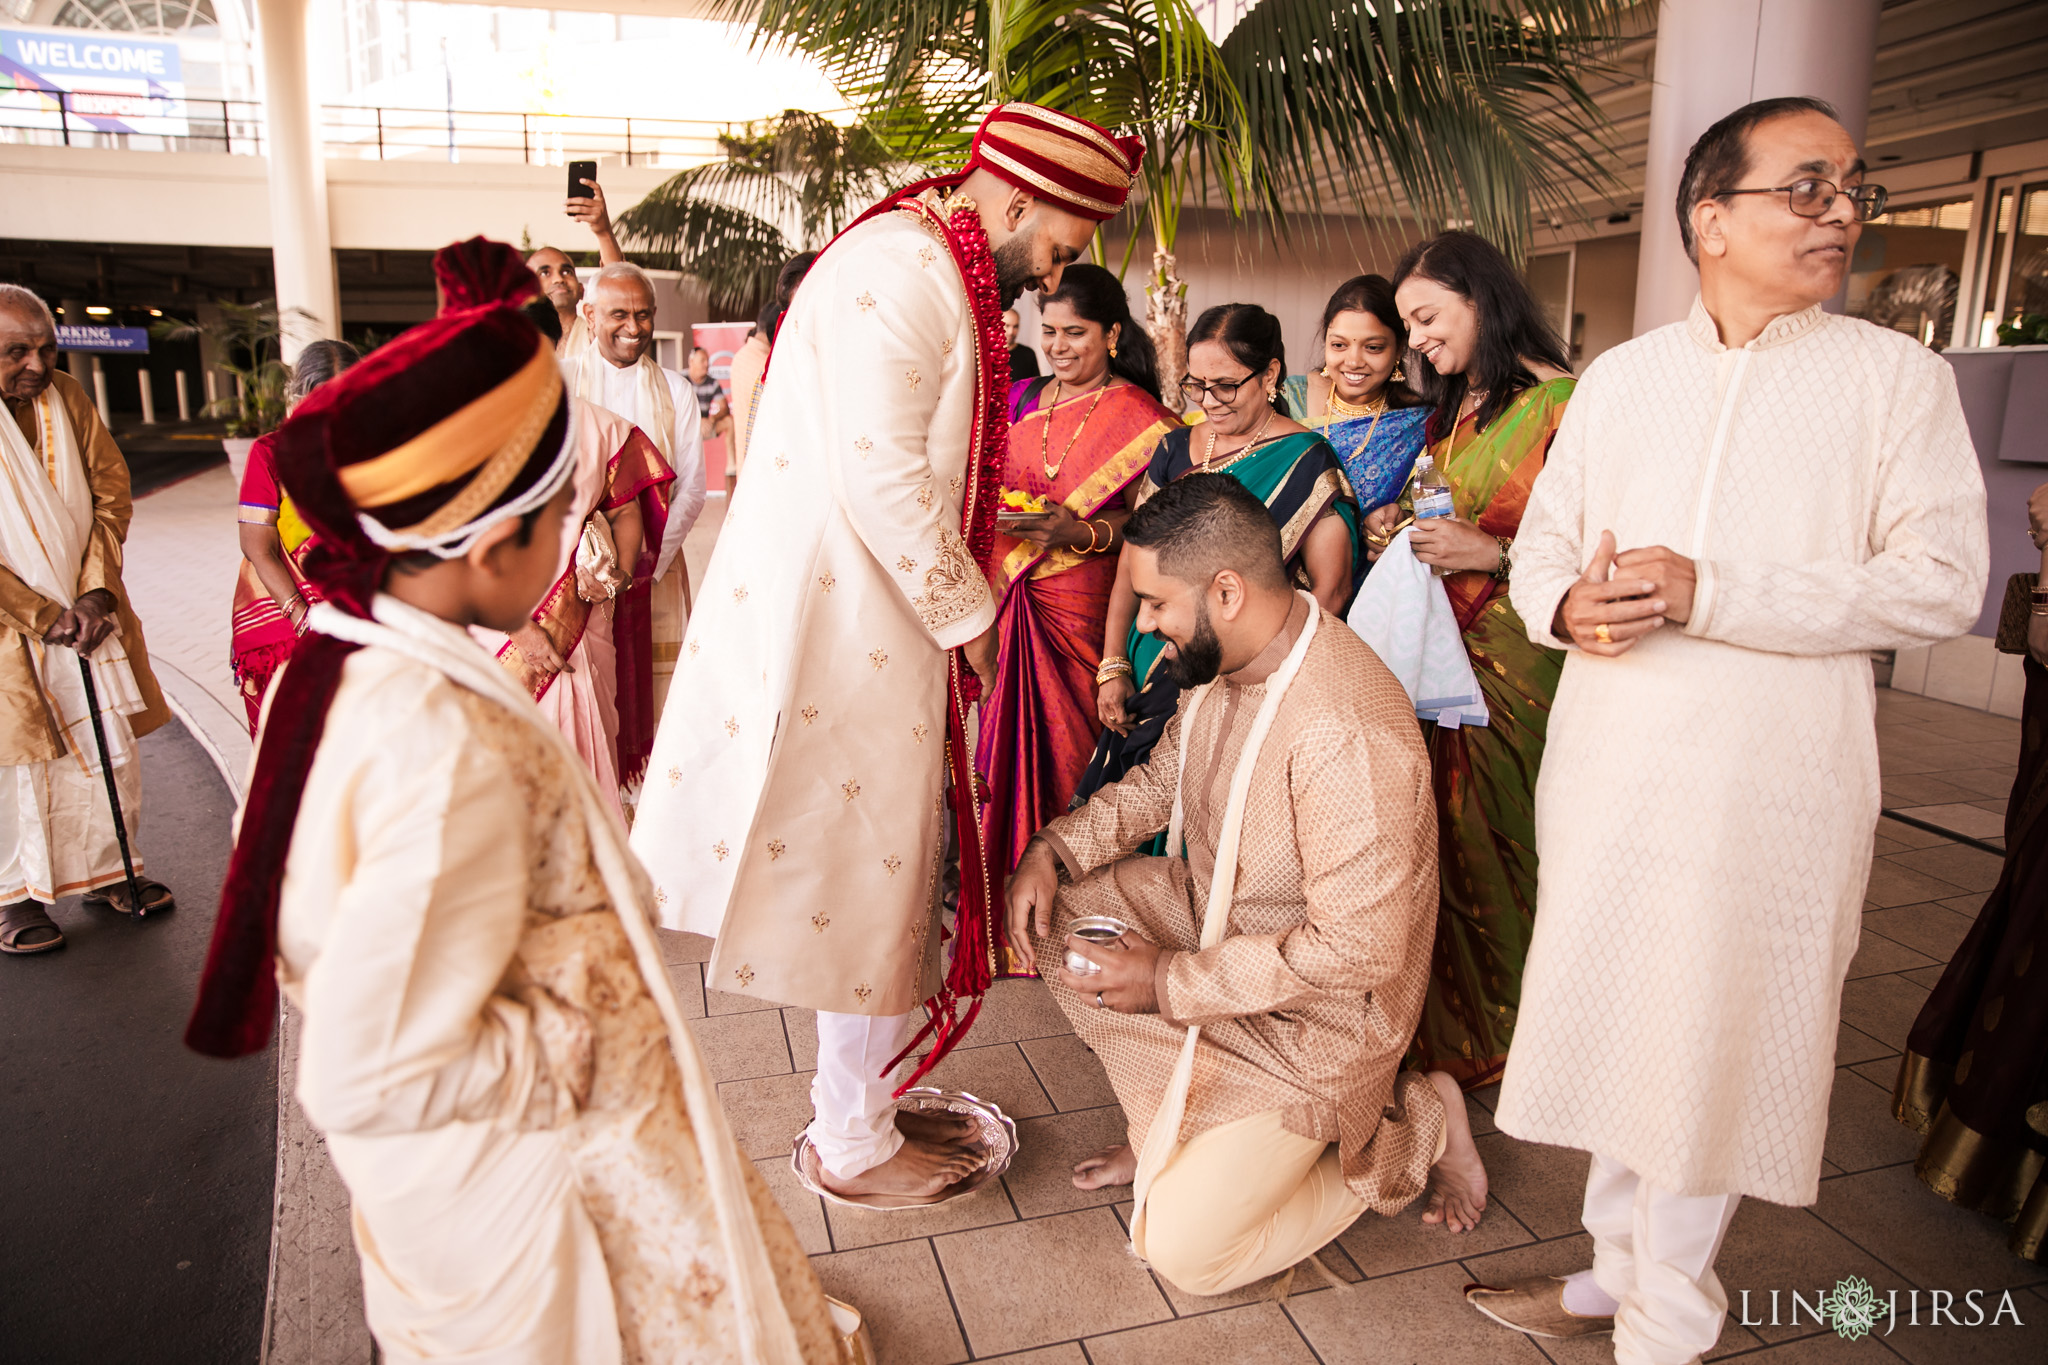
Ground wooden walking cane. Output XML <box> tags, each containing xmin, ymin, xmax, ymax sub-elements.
<box><xmin>76</xmin><ymin>654</ymin><xmax>146</xmax><ymax>918</ymax></box>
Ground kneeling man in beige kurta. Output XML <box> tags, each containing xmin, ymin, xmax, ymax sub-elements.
<box><xmin>1006</xmin><ymin>474</ymin><xmax>1487</xmax><ymax>1297</ymax></box>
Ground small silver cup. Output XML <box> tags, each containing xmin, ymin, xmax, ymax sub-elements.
<box><xmin>1063</xmin><ymin>915</ymin><xmax>1130</xmax><ymax>976</ymax></box>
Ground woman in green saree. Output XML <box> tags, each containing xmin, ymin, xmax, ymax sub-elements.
<box><xmin>1078</xmin><ymin>303</ymin><xmax>1360</xmax><ymax>800</ymax></box>
<box><xmin>1365</xmin><ymin>231</ymin><xmax>1574</xmax><ymax>1092</ymax></box>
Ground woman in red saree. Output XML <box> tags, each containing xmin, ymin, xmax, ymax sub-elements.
<box><xmin>231</xmin><ymin>340</ymin><xmax>360</xmax><ymax>733</ymax></box>
<box><xmin>975</xmin><ymin>264</ymin><xmax>1179</xmax><ymax>904</ymax></box>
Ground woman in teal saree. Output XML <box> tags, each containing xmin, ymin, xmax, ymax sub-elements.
<box><xmin>1079</xmin><ymin>303</ymin><xmax>1360</xmax><ymax>799</ymax></box>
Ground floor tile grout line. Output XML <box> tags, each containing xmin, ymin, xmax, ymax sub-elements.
<box><xmin>922</xmin><ymin>1230</ymin><xmax>980</xmax><ymax>1362</ymax></box>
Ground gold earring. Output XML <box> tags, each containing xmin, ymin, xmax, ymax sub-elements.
<box><xmin>1391</xmin><ymin>365</ymin><xmax>1406</xmax><ymax>382</ymax></box>
<box><xmin>1109</xmin><ymin>341</ymin><xmax>1118</xmax><ymax>358</ymax></box>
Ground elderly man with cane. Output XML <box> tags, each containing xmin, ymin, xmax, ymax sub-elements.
<box><xmin>0</xmin><ymin>284</ymin><xmax>174</xmax><ymax>955</ymax></box>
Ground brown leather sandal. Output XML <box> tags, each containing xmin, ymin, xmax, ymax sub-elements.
<box><xmin>0</xmin><ymin>899</ymin><xmax>64</xmax><ymax>954</ymax></box>
<box><xmin>83</xmin><ymin>878</ymin><xmax>176</xmax><ymax>916</ymax></box>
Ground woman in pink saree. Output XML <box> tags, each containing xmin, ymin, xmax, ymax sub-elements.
<box><xmin>975</xmin><ymin>265</ymin><xmax>1179</xmax><ymax>913</ymax></box>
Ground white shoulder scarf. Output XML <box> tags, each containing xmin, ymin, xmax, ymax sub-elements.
<box><xmin>308</xmin><ymin>595</ymin><xmax>805</xmax><ymax>1365</ymax></box>
<box><xmin>1128</xmin><ymin>592</ymin><xmax>1320</xmax><ymax>1253</ymax></box>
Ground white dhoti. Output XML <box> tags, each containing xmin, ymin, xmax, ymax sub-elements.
<box><xmin>0</xmin><ymin>730</ymin><xmax>143</xmax><ymax>904</ymax></box>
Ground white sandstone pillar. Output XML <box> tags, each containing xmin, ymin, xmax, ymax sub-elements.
<box><xmin>175</xmin><ymin>369</ymin><xmax>191</xmax><ymax>422</ymax></box>
<box><xmin>1633</xmin><ymin>0</ymin><xmax>1883</xmax><ymax>335</ymax></box>
<box><xmin>90</xmin><ymin>356</ymin><xmax>110</xmax><ymax>429</ymax></box>
<box><xmin>139</xmin><ymin>369</ymin><xmax>156</xmax><ymax>424</ymax></box>
<box><xmin>253</xmin><ymin>0</ymin><xmax>337</xmax><ymax>358</ymax></box>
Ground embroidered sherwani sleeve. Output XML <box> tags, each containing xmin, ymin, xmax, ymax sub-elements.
<box><xmin>820</xmin><ymin>248</ymin><xmax>995</xmax><ymax>650</ymax></box>
<box><xmin>1508</xmin><ymin>383</ymin><xmax>1594</xmax><ymax>652</ymax></box>
<box><xmin>1160</xmin><ymin>716</ymin><xmax>1432</xmax><ymax>1025</ymax></box>
<box><xmin>294</xmin><ymin>694</ymin><xmax>558</xmax><ymax>1138</ymax></box>
<box><xmin>1684</xmin><ymin>352</ymin><xmax>1989</xmax><ymax>655</ymax></box>
<box><xmin>1038</xmin><ymin>710</ymin><xmax>1183</xmax><ymax>877</ymax></box>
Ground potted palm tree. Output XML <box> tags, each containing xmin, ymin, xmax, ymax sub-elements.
<box><xmin>632</xmin><ymin>0</ymin><xmax>1627</xmax><ymax>395</ymax></box>
<box><xmin>150</xmin><ymin>300</ymin><xmax>311</xmax><ymax>484</ymax></box>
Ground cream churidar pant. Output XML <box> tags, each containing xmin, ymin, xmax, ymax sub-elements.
<box><xmin>806</xmin><ymin>1009</ymin><xmax>916</xmax><ymax>1178</ymax></box>
<box><xmin>1586</xmin><ymin>1154</ymin><xmax>1741</xmax><ymax>1365</ymax></box>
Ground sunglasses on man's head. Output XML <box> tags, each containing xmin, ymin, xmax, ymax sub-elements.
<box><xmin>1719</xmin><ymin>177</ymin><xmax>1888</xmax><ymax>222</ymax></box>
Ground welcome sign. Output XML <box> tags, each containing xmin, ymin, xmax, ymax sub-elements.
<box><xmin>0</xmin><ymin>30</ymin><xmax>182</xmax><ymax>86</ymax></box>
<box><xmin>0</xmin><ymin>25</ymin><xmax>190</xmax><ymax>139</ymax></box>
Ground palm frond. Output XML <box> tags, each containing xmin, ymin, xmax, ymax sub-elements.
<box><xmin>1221</xmin><ymin>0</ymin><xmax>1628</xmax><ymax>256</ymax></box>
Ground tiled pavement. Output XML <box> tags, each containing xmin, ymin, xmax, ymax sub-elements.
<box><xmin>126</xmin><ymin>469</ymin><xmax>2044</xmax><ymax>1362</ymax></box>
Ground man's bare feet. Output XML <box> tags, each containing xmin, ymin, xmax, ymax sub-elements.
<box><xmin>1072</xmin><ymin>1143</ymin><xmax>1137</xmax><ymax>1190</ymax></box>
<box><xmin>895</xmin><ymin>1108</ymin><xmax>978</xmax><ymax>1145</ymax></box>
<box><xmin>819</xmin><ymin>1137</ymin><xmax>983</xmax><ymax>1201</ymax></box>
<box><xmin>1422</xmin><ymin>1070</ymin><xmax>1489</xmax><ymax>1233</ymax></box>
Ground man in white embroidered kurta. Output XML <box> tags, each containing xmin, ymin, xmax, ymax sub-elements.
<box><xmin>0</xmin><ymin>287</ymin><xmax>173</xmax><ymax>954</ymax></box>
<box><xmin>632</xmin><ymin>102</ymin><xmax>1133</xmax><ymax>1201</ymax></box>
<box><xmin>1474</xmin><ymin>102</ymin><xmax>1990</xmax><ymax>1365</ymax></box>
<box><xmin>567</xmin><ymin>264</ymin><xmax>706</xmax><ymax>715</ymax></box>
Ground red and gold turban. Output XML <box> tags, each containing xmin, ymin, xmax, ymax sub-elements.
<box><xmin>189</xmin><ymin>296</ymin><xmax>578</xmax><ymax>1060</ymax></box>
<box><xmin>965</xmin><ymin>103</ymin><xmax>1144</xmax><ymax>222</ymax></box>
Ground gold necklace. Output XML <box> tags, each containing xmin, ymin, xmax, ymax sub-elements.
<box><xmin>1202</xmin><ymin>406</ymin><xmax>1277</xmax><ymax>473</ymax></box>
<box><xmin>1040</xmin><ymin>379</ymin><xmax>1112</xmax><ymax>480</ymax></box>
<box><xmin>1325</xmin><ymin>385</ymin><xmax>1389</xmax><ymax>419</ymax></box>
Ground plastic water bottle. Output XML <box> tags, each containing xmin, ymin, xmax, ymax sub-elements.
<box><xmin>1411</xmin><ymin>455</ymin><xmax>1455</xmax><ymax>576</ymax></box>
<box><xmin>1413</xmin><ymin>455</ymin><xmax>1454</xmax><ymax>521</ymax></box>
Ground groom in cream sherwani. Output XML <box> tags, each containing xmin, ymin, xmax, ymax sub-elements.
<box><xmin>634</xmin><ymin>104</ymin><xmax>1143</xmax><ymax>1202</ymax></box>
<box><xmin>0</xmin><ymin>284</ymin><xmax>173</xmax><ymax>956</ymax></box>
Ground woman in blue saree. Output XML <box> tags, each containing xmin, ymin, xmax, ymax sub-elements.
<box><xmin>1077</xmin><ymin>302</ymin><xmax>1361</xmax><ymax>801</ymax></box>
<box><xmin>1282</xmin><ymin>274</ymin><xmax>1430</xmax><ymax>517</ymax></box>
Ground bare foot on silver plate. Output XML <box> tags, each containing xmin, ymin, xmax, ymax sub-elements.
<box><xmin>895</xmin><ymin>1108</ymin><xmax>978</xmax><ymax>1146</ymax></box>
<box><xmin>819</xmin><ymin>1137</ymin><xmax>983</xmax><ymax>1201</ymax></box>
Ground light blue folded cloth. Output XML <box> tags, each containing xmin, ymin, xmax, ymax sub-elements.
<box><xmin>1344</xmin><ymin>528</ymin><xmax>1490</xmax><ymax>728</ymax></box>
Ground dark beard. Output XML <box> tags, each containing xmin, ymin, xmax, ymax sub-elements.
<box><xmin>991</xmin><ymin>233</ymin><xmax>1037</xmax><ymax>307</ymax></box>
<box><xmin>1160</xmin><ymin>602</ymin><xmax>1224</xmax><ymax>689</ymax></box>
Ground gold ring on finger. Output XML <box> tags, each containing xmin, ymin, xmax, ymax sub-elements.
<box><xmin>1594</xmin><ymin>623</ymin><xmax>1613</xmax><ymax>645</ymax></box>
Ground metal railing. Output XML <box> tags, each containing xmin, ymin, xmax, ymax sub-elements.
<box><xmin>0</xmin><ymin>90</ymin><xmax>733</xmax><ymax>169</ymax></box>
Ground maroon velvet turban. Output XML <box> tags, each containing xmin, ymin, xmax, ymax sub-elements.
<box><xmin>433</xmin><ymin>235</ymin><xmax>542</xmax><ymax>314</ymax></box>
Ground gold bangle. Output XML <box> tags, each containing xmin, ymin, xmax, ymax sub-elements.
<box><xmin>1083</xmin><ymin>520</ymin><xmax>1103</xmax><ymax>554</ymax></box>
